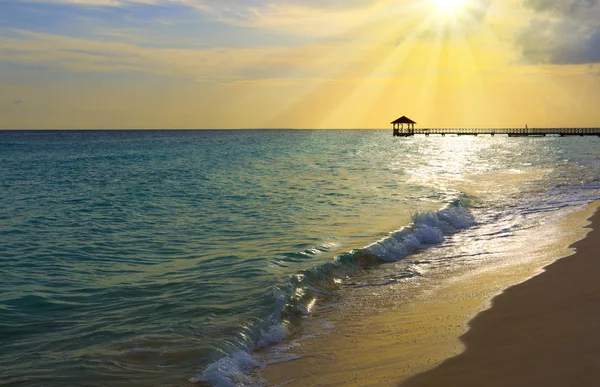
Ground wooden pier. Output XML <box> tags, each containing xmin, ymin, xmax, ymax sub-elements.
<box><xmin>393</xmin><ymin>127</ymin><xmax>600</xmax><ymax>137</ymax></box>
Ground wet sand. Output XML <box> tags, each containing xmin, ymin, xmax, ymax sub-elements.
<box><xmin>402</xmin><ymin>206</ymin><xmax>600</xmax><ymax>387</ymax></box>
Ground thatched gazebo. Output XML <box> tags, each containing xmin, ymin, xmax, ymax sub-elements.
<box><xmin>391</xmin><ymin>116</ymin><xmax>416</xmax><ymax>137</ymax></box>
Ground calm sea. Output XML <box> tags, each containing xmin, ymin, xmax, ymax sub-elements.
<box><xmin>1</xmin><ymin>130</ymin><xmax>599</xmax><ymax>386</ymax></box>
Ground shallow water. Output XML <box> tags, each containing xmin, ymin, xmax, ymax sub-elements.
<box><xmin>1</xmin><ymin>130</ymin><xmax>599</xmax><ymax>386</ymax></box>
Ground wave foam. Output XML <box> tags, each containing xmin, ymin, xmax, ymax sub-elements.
<box><xmin>193</xmin><ymin>203</ymin><xmax>476</xmax><ymax>386</ymax></box>
<box><xmin>190</xmin><ymin>351</ymin><xmax>262</xmax><ymax>387</ymax></box>
<box><xmin>365</xmin><ymin>207</ymin><xmax>476</xmax><ymax>262</ymax></box>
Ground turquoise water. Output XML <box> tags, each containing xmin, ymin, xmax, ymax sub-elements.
<box><xmin>1</xmin><ymin>130</ymin><xmax>599</xmax><ymax>386</ymax></box>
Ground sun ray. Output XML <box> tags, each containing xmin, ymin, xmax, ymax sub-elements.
<box><xmin>319</xmin><ymin>9</ymin><xmax>439</xmax><ymax>128</ymax></box>
<box><xmin>267</xmin><ymin>0</ymin><xmax>503</xmax><ymax>128</ymax></box>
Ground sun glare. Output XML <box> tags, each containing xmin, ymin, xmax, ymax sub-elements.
<box><xmin>434</xmin><ymin>0</ymin><xmax>465</xmax><ymax>14</ymax></box>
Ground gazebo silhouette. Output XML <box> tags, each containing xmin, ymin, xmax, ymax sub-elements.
<box><xmin>391</xmin><ymin>116</ymin><xmax>416</xmax><ymax>137</ymax></box>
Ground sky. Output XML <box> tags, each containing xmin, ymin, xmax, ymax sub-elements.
<box><xmin>1</xmin><ymin>0</ymin><xmax>600</xmax><ymax>129</ymax></box>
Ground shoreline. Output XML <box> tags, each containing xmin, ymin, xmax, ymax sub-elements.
<box><xmin>401</xmin><ymin>203</ymin><xmax>600</xmax><ymax>387</ymax></box>
<box><xmin>260</xmin><ymin>202</ymin><xmax>599</xmax><ymax>387</ymax></box>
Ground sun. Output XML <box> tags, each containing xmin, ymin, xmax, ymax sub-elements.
<box><xmin>433</xmin><ymin>0</ymin><xmax>466</xmax><ymax>14</ymax></box>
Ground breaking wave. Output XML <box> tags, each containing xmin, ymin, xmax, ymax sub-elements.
<box><xmin>191</xmin><ymin>201</ymin><xmax>476</xmax><ymax>387</ymax></box>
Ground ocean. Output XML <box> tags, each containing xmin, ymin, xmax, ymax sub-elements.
<box><xmin>1</xmin><ymin>130</ymin><xmax>599</xmax><ymax>387</ymax></box>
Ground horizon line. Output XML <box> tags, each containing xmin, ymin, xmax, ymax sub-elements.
<box><xmin>2</xmin><ymin>127</ymin><xmax>600</xmax><ymax>131</ymax></box>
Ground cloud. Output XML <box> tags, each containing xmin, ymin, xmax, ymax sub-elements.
<box><xmin>13</xmin><ymin>0</ymin><xmax>388</xmax><ymax>29</ymax></box>
<box><xmin>0</xmin><ymin>0</ymin><xmax>496</xmax><ymax>87</ymax></box>
<box><xmin>518</xmin><ymin>0</ymin><xmax>600</xmax><ymax>64</ymax></box>
<box><xmin>13</xmin><ymin>99</ymin><xmax>24</xmax><ymax>104</ymax></box>
<box><xmin>0</xmin><ymin>29</ymin><xmax>369</xmax><ymax>81</ymax></box>
<box><xmin>10</xmin><ymin>0</ymin><xmax>491</xmax><ymax>38</ymax></box>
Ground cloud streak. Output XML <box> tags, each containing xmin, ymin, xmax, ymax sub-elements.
<box><xmin>0</xmin><ymin>29</ymin><xmax>375</xmax><ymax>83</ymax></box>
<box><xmin>11</xmin><ymin>0</ymin><xmax>492</xmax><ymax>38</ymax></box>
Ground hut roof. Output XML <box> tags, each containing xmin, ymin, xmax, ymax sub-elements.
<box><xmin>391</xmin><ymin>116</ymin><xmax>416</xmax><ymax>124</ymax></box>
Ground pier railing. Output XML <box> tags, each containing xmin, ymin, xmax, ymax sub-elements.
<box><xmin>393</xmin><ymin>128</ymin><xmax>600</xmax><ymax>137</ymax></box>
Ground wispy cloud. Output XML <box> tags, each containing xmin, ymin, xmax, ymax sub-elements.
<box><xmin>0</xmin><ymin>29</ymin><xmax>370</xmax><ymax>81</ymax></box>
<box><xmin>11</xmin><ymin>0</ymin><xmax>493</xmax><ymax>38</ymax></box>
<box><xmin>10</xmin><ymin>0</ymin><xmax>393</xmax><ymax>39</ymax></box>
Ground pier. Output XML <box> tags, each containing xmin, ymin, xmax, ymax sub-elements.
<box><xmin>391</xmin><ymin>115</ymin><xmax>600</xmax><ymax>137</ymax></box>
<box><xmin>392</xmin><ymin>127</ymin><xmax>600</xmax><ymax>137</ymax></box>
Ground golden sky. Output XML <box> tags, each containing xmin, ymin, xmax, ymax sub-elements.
<box><xmin>2</xmin><ymin>0</ymin><xmax>600</xmax><ymax>129</ymax></box>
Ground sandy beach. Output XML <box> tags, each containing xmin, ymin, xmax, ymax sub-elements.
<box><xmin>402</xmin><ymin>205</ymin><xmax>600</xmax><ymax>387</ymax></box>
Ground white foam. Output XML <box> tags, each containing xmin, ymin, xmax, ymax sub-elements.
<box><xmin>190</xmin><ymin>350</ymin><xmax>263</xmax><ymax>387</ymax></box>
<box><xmin>257</xmin><ymin>323</ymin><xmax>287</xmax><ymax>349</ymax></box>
<box><xmin>364</xmin><ymin>207</ymin><xmax>476</xmax><ymax>262</ymax></box>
